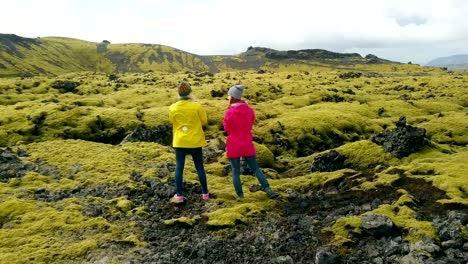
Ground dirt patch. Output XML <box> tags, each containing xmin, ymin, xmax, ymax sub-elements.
<box><xmin>396</xmin><ymin>176</ymin><xmax>465</xmax><ymax>214</ymax></box>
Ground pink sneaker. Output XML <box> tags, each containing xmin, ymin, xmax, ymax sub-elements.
<box><xmin>202</xmin><ymin>193</ymin><xmax>210</xmax><ymax>200</ymax></box>
<box><xmin>173</xmin><ymin>194</ymin><xmax>184</xmax><ymax>203</ymax></box>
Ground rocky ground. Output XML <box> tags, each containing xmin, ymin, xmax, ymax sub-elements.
<box><xmin>123</xmin><ymin>172</ymin><xmax>467</xmax><ymax>264</ymax></box>
<box><xmin>1</xmin><ymin>123</ymin><xmax>466</xmax><ymax>263</ymax></box>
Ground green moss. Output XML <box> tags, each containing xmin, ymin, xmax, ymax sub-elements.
<box><xmin>327</xmin><ymin>189</ymin><xmax>436</xmax><ymax>248</ymax></box>
<box><xmin>123</xmin><ymin>234</ymin><xmax>143</xmax><ymax>247</ymax></box>
<box><xmin>163</xmin><ymin>216</ymin><xmax>198</xmax><ymax>227</ymax></box>
<box><xmin>255</xmin><ymin>104</ymin><xmax>381</xmax><ymax>156</ymax></box>
<box><xmin>419</xmin><ymin>112</ymin><xmax>468</xmax><ymax>145</ymax></box>
<box><xmin>7</xmin><ymin>178</ymin><xmax>21</xmax><ymax>187</ymax></box>
<box><xmin>0</xmin><ymin>199</ymin><xmax>36</xmax><ymax>224</ymax></box>
<box><xmin>24</xmin><ymin>140</ymin><xmax>140</xmax><ymax>187</ymax></box>
<box><xmin>366</xmin><ymin>204</ymin><xmax>436</xmax><ymax>242</ymax></box>
<box><xmin>142</xmin><ymin>167</ymin><xmax>158</xmax><ymax>178</ymax></box>
<box><xmin>462</xmin><ymin>225</ymin><xmax>468</xmax><ymax>237</ymax></box>
<box><xmin>113</xmin><ymin>197</ymin><xmax>133</xmax><ymax>212</ymax></box>
<box><xmin>129</xmin><ymin>206</ymin><xmax>147</xmax><ymax>217</ymax></box>
<box><xmin>204</xmin><ymin>162</ymin><xmax>226</xmax><ymax>177</ymax></box>
<box><xmin>359</xmin><ymin>170</ymin><xmax>400</xmax><ymax>190</ymax></box>
<box><xmin>206</xmin><ymin>203</ymin><xmax>262</xmax><ymax>227</ymax></box>
<box><xmin>325</xmin><ymin>216</ymin><xmax>362</xmax><ymax>247</ymax></box>
<box><xmin>64</xmin><ymin>239</ymin><xmax>98</xmax><ymax>258</ymax></box>
<box><xmin>394</xmin><ymin>189</ymin><xmax>416</xmax><ymax>207</ymax></box>
<box><xmin>120</xmin><ymin>142</ymin><xmax>172</xmax><ymax>161</ymax></box>
<box><xmin>0</xmin><ymin>198</ymin><xmax>126</xmax><ymax>263</ymax></box>
<box><xmin>336</xmin><ymin>140</ymin><xmax>396</xmax><ymax>170</ymax></box>
<box><xmin>253</xmin><ymin>142</ymin><xmax>274</xmax><ymax>168</ymax></box>
<box><xmin>402</xmin><ymin>148</ymin><xmax>468</xmax><ymax>205</ymax></box>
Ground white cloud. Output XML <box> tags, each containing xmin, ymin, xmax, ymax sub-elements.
<box><xmin>1</xmin><ymin>0</ymin><xmax>467</xmax><ymax>63</ymax></box>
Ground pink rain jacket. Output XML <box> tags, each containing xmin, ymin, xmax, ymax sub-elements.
<box><xmin>223</xmin><ymin>101</ymin><xmax>256</xmax><ymax>158</ymax></box>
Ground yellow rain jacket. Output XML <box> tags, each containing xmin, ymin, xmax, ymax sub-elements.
<box><xmin>169</xmin><ymin>100</ymin><xmax>207</xmax><ymax>148</ymax></box>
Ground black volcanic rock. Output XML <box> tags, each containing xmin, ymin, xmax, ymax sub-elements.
<box><xmin>371</xmin><ymin>116</ymin><xmax>428</xmax><ymax>158</ymax></box>
<box><xmin>210</xmin><ymin>89</ymin><xmax>225</xmax><ymax>98</ymax></box>
<box><xmin>120</xmin><ymin>123</ymin><xmax>172</xmax><ymax>146</ymax></box>
<box><xmin>51</xmin><ymin>80</ymin><xmax>80</xmax><ymax>93</ymax></box>
<box><xmin>361</xmin><ymin>215</ymin><xmax>394</xmax><ymax>237</ymax></box>
<box><xmin>339</xmin><ymin>71</ymin><xmax>362</xmax><ymax>79</ymax></box>
<box><xmin>315</xmin><ymin>247</ymin><xmax>341</xmax><ymax>264</ymax></box>
<box><xmin>0</xmin><ymin>147</ymin><xmax>29</xmax><ymax>182</ymax></box>
<box><xmin>310</xmin><ymin>150</ymin><xmax>347</xmax><ymax>172</ymax></box>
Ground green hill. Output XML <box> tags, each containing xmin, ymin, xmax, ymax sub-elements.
<box><xmin>0</xmin><ymin>34</ymin><xmax>212</xmax><ymax>77</ymax></box>
<box><xmin>0</xmin><ymin>34</ymin><xmax>395</xmax><ymax>77</ymax></box>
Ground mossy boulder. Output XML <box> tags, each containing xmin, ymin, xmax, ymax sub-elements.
<box><xmin>336</xmin><ymin>140</ymin><xmax>395</xmax><ymax>170</ymax></box>
<box><xmin>254</xmin><ymin>142</ymin><xmax>274</xmax><ymax>168</ymax></box>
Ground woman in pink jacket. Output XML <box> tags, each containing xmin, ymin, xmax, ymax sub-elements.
<box><xmin>223</xmin><ymin>84</ymin><xmax>279</xmax><ymax>199</ymax></box>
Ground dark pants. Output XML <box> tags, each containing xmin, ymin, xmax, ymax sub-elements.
<box><xmin>174</xmin><ymin>147</ymin><xmax>208</xmax><ymax>196</ymax></box>
<box><xmin>230</xmin><ymin>155</ymin><xmax>270</xmax><ymax>197</ymax></box>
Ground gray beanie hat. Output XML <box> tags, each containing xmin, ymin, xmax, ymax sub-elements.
<box><xmin>228</xmin><ymin>84</ymin><xmax>244</xmax><ymax>99</ymax></box>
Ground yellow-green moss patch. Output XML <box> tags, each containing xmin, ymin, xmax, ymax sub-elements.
<box><xmin>206</xmin><ymin>202</ymin><xmax>273</xmax><ymax>228</ymax></box>
<box><xmin>0</xmin><ymin>198</ymin><xmax>129</xmax><ymax>263</ymax></box>
<box><xmin>336</xmin><ymin>140</ymin><xmax>396</xmax><ymax>170</ymax></box>
<box><xmin>359</xmin><ymin>171</ymin><xmax>400</xmax><ymax>190</ymax></box>
<box><xmin>163</xmin><ymin>216</ymin><xmax>199</xmax><ymax>227</ymax></box>
<box><xmin>365</xmin><ymin>204</ymin><xmax>436</xmax><ymax>242</ymax></box>
<box><xmin>402</xmin><ymin>148</ymin><xmax>468</xmax><ymax>205</ymax></box>
<box><xmin>325</xmin><ymin>216</ymin><xmax>362</xmax><ymax>247</ymax></box>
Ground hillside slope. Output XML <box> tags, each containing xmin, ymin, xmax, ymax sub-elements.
<box><xmin>0</xmin><ymin>34</ymin><xmax>394</xmax><ymax>77</ymax></box>
<box><xmin>0</xmin><ymin>34</ymin><xmax>211</xmax><ymax>77</ymax></box>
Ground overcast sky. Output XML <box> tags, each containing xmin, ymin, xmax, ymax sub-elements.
<box><xmin>1</xmin><ymin>0</ymin><xmax>468</xmax><ymax>64</ymax></box>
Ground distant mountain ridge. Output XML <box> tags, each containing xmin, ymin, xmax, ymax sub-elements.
<box><xmin>426</xmin><ymin>54</ymin><xmax>468</xmax><ymax>70</ymax></box>
<box><xmin>0</xmin><ymin>33</ymin><xmax>396</xmax><ymax>77</ymax></box>
<box><xmin>244</xmin><ymin>46</ymin><xmax>362</xmax><ymax>59</ymax></box>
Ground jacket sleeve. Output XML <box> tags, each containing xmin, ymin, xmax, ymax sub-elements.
<box><xmin>169</xmin><ymin>107</ymin><xmax>174</xmax><ymax>124</ymax></box>
<box><xmin>223</xmin><ymin>110</ymin><xmax>231</xmax><ymax>134</ymax></box>
<box><xmin>198</xmin><ymin>105</ymin><xmax>208</xmax><ymax>126</ymax></box>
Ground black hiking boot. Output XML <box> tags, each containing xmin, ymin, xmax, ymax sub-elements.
<box><xmin>264</xmin><ymin>187</ymin><xmax>280</xmax><ymax>199</ymax></box>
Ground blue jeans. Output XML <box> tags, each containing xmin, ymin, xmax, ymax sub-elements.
<box><xmin>174</xmin><ymin>147</ymin><xmax>208</xmax><ymax>196</ymax></box>
<box><xmin>230</xmin><ymin>155</ymin><xmax>270</xmax><ymax>197</ymax></box>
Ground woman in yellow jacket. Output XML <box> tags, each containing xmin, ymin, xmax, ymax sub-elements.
<box><xmin>169</xmin><ymin>80</ymin><xmax>209</xmax><ymax>203</ymax></box>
